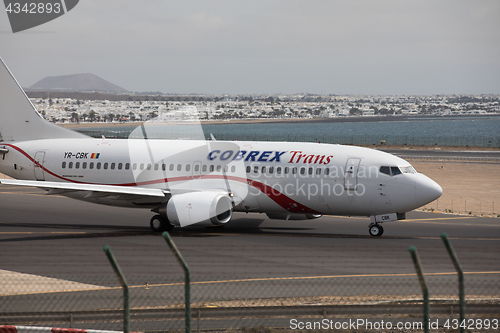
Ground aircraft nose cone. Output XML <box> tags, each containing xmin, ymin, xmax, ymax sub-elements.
<box><xmin>415</xmin><ymin>175</ymin><xmax>443</xmax><ymax>206</ymax></box>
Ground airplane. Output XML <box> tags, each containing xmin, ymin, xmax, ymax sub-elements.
<box><xmin>0</xmin><ymin>58</ymin><xmax>442</xmax><ymax>236</ymax></box>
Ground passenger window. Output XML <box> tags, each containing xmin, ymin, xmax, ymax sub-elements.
<box><xmin>217</xmin><ymin>165</ymin><xmax>222</xmax><ymax>172</ymax></box>
<box><xmin>147</xmin><ymin>164</ymin><xmax>152</xmax><ymax>171</ymax></box>
<box><xmin>210</xmin><ymin>165</ymin><xmax>215</xmax><ymax>172</ymax></box>
<box><xmin>246</xmin><ymin>166</ymin><xmax>251</xmax><ymax>173</ymax></box>
<box><xmin>202</xmin><ymin>165</ymin><xmax>207</xmax><ymax>172</ymax></box>
<box><xmin>284</xmin><ymin>167</ymin><xmax>289</xmax><ymax>174</ymax></box>
<box><xmin>261</xmin><ymin>166</ymin><xmax>266</xmax><ymax>173</ymax></box>
<box><xmin>118</xmin><ymin>163</ymin><xmax>122</xmax><ymax>170</ymax></box>
<box><xmin>276</xmin><ymin>167</ymin><xmax>282</xmax><ymax>174</ymax></box>
<box><xmin>269</xmin><ymin>166</ymin><xmax>274</xmax><ymax>174</ymax></box>
<box><xmin>316</xmin><ymin>168</ymin><xmax>321</xmax><ymax>175</ymax></box>
<box><xmin>82</xmin><ymin>162</ymin><xmax>87</xmax><ymax>169</ymax></box>
<box><xmin>97</xmin><ymin>162</ymin><xmax>101</xmax><ymax>170</ymax></box>
<box><xmin>104</xmin><ymin>163</ymin><xmax>108</xmax><ymax>170</ymax></box>
<box><xmin>254</xmin><ymin>166</ymin><xmax>259</xmax><ymax>173</ymax></box>
<box><xmin>194</xmin><ymin>165</ymin><xmax>200</xmax><ymax>172</ymax></box>
<box><xmin>68</xmin><ymin>162</ymin><xmax>73</xmax><ymax>169</ymax></box>
<box><xmin>391</xmin><ymin>166</ymin><xmax>402</xmax><ymax>176</ymax></box>
<box><xmin>300</xmin><ymin>167</ymin><xmax>306</xmax><ymax>175</ymax></box>
<box><xmin>186</xmin><ymin>164</ymin><xmax>191</xmax><ymax>172</ymax></box>
<box><xmin>223</xmin><ymin>165</ymin><xmax>228</xmax><ymax>172</ymax></box>
<box><xmin>308</xmin><ymin>167</ymin><xmax>313</xmax><ymax>175</ymax></box>
<box><xmin>90</xmin><ymin>162</ymin><xmax>94</xmax><ymax>169</ymax></box>
<box><xmin>169</xmin><ymin>164</ymin><xmax>174</xmax><ymax>171</ymax></box>
<box><xmin>154</xmin><ymin>164</ymin><xmax>159</xmax><ymax>171</ymax></box>
<box><xmin>75</xmin><ymin>162</ymin><xmax>80</xmax><ymax>169</ymax></box>
<box><xmin>177</xmin><ymin>164</ymin><xmax>182</xmax><ymax>171</ymax></box>
<box><xmin>133</xmin><ymin>163</ymin><xmax>137</xmax><ymax>170</ymax></box>
<box><xmin>162</xmin><ymin>164</ymin><xmax>166</xmax><ymax>171</ymax></box>
<box><xmin>292</xmin><ymin>167</ymin><xmax>297</xmax><ymax>174</ymax></box>
<box><xmin>62</xmin><ymin>162</ymin><xmax>66</xmax><ymax>168</ymax></box>
<box><xmin>325</xmin><ymin>168</ymin><xmax>329</xmax><ymax>176</ymax></box>
<box><xmin>380</xmin><ymin>166</ymin><xmax>391</xmax><ymax>176</ymax></box>
<box><xmin>111</xmin><ymin>163</ymin><xmax>115</xmax><ymax>170</ymax></box>
<box><xmin>140</xmin><ymin>163</ymin><xmax>144</xmax><ymax>170</ymax></box>
<box><xmin>231</xmin><ymin>166</ymin><xmax>236</xmax><ymax>173</ymax></box>
<box><xmin>125</xmin><ymin>163</ymin><xmax>130</xmax><ymax>170</ymax></box>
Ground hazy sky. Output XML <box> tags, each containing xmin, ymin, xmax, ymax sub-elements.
<box><xmin>1</xmin><ymin>0</ymin><xmax>499</xmax><ymax>95</ymax></box>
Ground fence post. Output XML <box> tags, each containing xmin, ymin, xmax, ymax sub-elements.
<box><xmin>441</xmin><ymin>233</ymin><xmax>465</xmax><ymax>333</ymax></box>
<box><xmin>163</xmin><ymin>231</ymin><xmax>191</xmax><ymax>333</ymax></box>
<box><xmin>103</xmin><ymin>245</ymin><xmax>129</xmax><ymax>333</ymax></box>
<box><xmin>409</xmin><ymin>246</ymin><xmax>429</xmax><ymax>333</ymax></box>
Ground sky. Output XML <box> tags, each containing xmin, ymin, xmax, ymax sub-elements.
<box><xmin>1</xmin><ymin>0</ymin><xmax>499</xmax><ymax>95</ymax></box>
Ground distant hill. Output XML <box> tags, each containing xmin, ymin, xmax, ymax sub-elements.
<box><xmin>28</xmin><ymin>73</ymin><xmax>129</xmax><ymax>94</ymax></box>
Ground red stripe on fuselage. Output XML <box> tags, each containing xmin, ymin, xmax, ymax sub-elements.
<box><xmin>0</xmin><ymin>326</ymin><xmax>18</xmax><ymax>333</ymax></box>
<box><xmin>52</xmin><ymin>329</ymin><xmax>87</xmax><ymax>333</ymax></box>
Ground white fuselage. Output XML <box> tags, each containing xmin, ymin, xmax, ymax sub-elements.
<box><xmin>0</xmin><ymin>138</ymin><xmax>441</xmax><ymax>217</ymax></box>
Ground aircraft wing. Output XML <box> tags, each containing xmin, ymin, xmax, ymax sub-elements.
<box><xmin>0</xmin><ymin>179</ymin><xmax>169</xmax><ymax>202</ymax></box>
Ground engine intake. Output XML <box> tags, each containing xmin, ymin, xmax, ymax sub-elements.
<box><xmin>166</xmin><ymin>191</ymin><xmax>233</xmax><ymax>227</ymax></box>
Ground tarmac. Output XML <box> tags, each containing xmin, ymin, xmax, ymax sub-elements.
<box><xmin>0</xmin><ymin>184</ymin><xmax>498</xmax><ymax>330</ymax></box>
<box><xmin>0</xmin><ymin>185</ymin><xmax>498</xmax><ymax>280</ymax></box>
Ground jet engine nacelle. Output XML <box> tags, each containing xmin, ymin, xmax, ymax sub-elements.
<box><xmin>266</xmin><ymin>213</ymin><xmax>322</xmax><ymax>220</ymax></box>
<box><xmin>166</xmin><ymin>191</ymin><xmax>233</xmax><ymax>227</ymax></box>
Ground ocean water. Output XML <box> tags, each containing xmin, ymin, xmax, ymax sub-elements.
<box><xmin>76</xmin><ymin>116</ymin><xmax>500</xmax><ymax>147</ymax></box>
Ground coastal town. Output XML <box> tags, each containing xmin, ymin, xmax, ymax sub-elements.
<box><xmin>29</xmin><ymin>93</ymin><xmax>500</xmax><ymax>124</ymax></box>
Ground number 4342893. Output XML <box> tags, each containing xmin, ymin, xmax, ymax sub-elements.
<box><xmin>5</xmin><ymin>2</ymin><xmax>61</xmax><ymax>14</ymax></box>
<box><xmin>444</xmin><ymin>319</ymin><xmax>498</xmax><ymax>330</ymax></box>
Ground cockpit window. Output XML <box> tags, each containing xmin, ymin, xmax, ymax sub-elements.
<box><xmin>391</xmin><ymin>166</ymin><xmax>402</xmax><ymax>176</ymax></box>
<box><xmin>400</xmin><ymin>166</ymin><xmax>417</xmax><ymax>174</ymax></box>
<box><xmin>380</xmin><ymin>166</ymin><xmax>410</xmax><ymax>176</ymax></box>
<box><xmin>380</xmin><ymin>166</ymin><xmax>391</xmax><ymax>176</ymax></box>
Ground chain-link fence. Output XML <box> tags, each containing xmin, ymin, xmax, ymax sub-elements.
<box><xmin>1</xmin><ymin>263</ymin><xmax>499</xmax><ymax>331</ymax></box>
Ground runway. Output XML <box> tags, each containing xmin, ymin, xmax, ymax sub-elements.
<box><xmin>381</xmin><ymin>149</ymin><xmax>500</xmax><ymax>163</ymax></box>
<box><xmin>1</xmin><ymin>185</ymin><xmax>499</xmax><ymax>330</ymax></box>
<box><xmin>0</xmin><ymin>185</ymin><xmax>498</xmax><ymax>280</ymax></box>
<box><xmin>381</xmin><ymin>149</ymin><xmax>500</xmax><ymax>159</ymax></box>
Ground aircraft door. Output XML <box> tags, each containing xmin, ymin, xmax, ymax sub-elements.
<box><xmin>34</xmin><ymin>151</ymin><xmax>46</xmax><ymax>181</ymax></box>
<box><xmin>192</xmin><ymin>161</ymin><xmax>202</xmax><ymax>179</ymax></box>
<box><xmin>344</xmin><ymin>158</ymin><xmax>360</xmax><ymax>190</ymax></box>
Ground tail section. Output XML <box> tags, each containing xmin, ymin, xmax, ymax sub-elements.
<box><xmin>0</xmin><ymin>58</ymin><xmax>87</xmax><ymax>142</ymax></box>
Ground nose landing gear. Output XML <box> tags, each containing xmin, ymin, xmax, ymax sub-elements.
<box><xmin>368</xmin><ymin>223</ymin><xmax>384</xmax><ymax>237</ymax></box>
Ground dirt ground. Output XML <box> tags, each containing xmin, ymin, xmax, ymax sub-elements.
<box><xmin>412</xmin><ymin>161</ymin><xmax>500</xmax><ymax>217</ymax></box>
<box><xmin>1</xmin><ymin>161</ymin><xmax>499</xmax><ymax>217</ymax></box>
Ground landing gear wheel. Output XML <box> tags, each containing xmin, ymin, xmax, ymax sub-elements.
<box><xmin>150</xmin><ymin>215</ymin><xmax>174</xmax><ymax>232</ymax></box>
<box><xmin>369</xmin><ymin>224</ymin><xmax>384</xmax><ymax>237</ymax></box>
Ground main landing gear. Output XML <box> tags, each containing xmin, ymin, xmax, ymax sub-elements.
<box><xmin>150</xmin><ymin>215</ymin><xmax>175</xmax><ymax>232</ymax></box>
<box><xmin>368</xmin><ymin>223</ymin><xmax>384</xmax><ymax>237</ymax></box>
